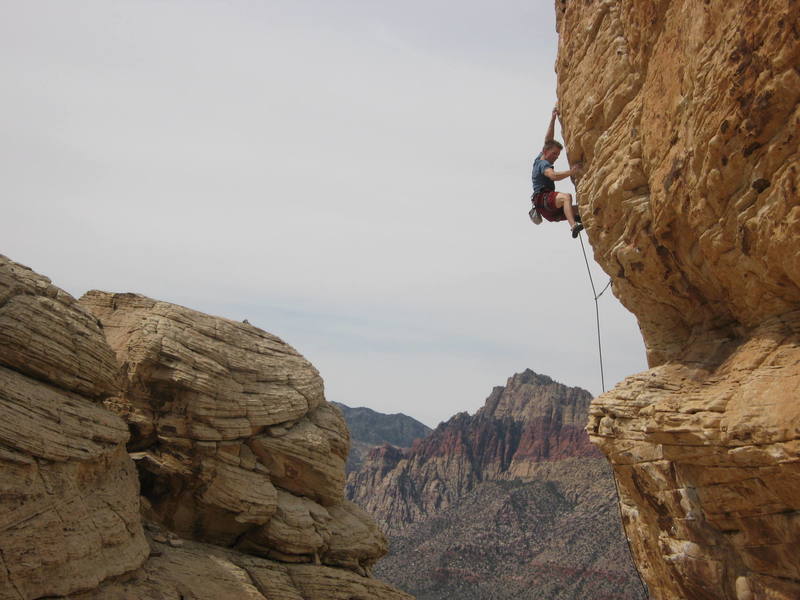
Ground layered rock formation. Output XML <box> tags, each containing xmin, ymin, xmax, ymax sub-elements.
<box><xmin>347</xmin><ymin>370</ymin><xmax>646</xmax><ymax>599</ymax></box>
<box><xmin>73</xmin><ymin>523</ymin><xmax>410</xmax><ymax>600</ymax></box>
<box><xmin>0</xmin><ymin>256</ymin><xmax>148</xmax><ymax>599</ymax></box>
<box><xmin>332</xmin><ymin>402</ymin><xmax>431</xmax><ymax>472</ymax></box>
<box><xmin>0</xmin><ymin>255</ymin><xmax>410</xmax><ymax>599</ymax></box>
<box><xmin>555</xmin><ymin>1</ymin><xmax>800</xmax><ymax>598</ymax></box>
<box><xmin>348</xmin><ymin>370</ymin><xmax>600</xmax><ymax>529</ymax></box>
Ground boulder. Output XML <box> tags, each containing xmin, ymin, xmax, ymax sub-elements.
<box><xmin>80</xmin><ymin>290</ymin><xmax>385</xmax><ymax>573</ymax></box>
<box><xmin>0</xmin><ymin>257</ymin><xmax>409</xmax><ymax>598</ymax></box>
<box><xmin>0</xmin><ymin>255</ymin><xmax>148</xmax><ymax>599</ymax></box>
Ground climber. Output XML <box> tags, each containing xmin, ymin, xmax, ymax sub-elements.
<box><xmin>531</xmin><ymin>107</ymin><xmax>584</xmax><ymax>238</ymax></box>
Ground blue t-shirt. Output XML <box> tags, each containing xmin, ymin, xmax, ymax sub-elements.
<box><xmin>531</xmin><ymin>153</ymin><xmax>555</xmax><ymax>193</ymax></box>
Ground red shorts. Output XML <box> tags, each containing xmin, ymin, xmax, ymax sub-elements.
<box><xmin>532</xmin><ymin>191</ymin><xmax>566</xmax><ymax>222</ymax></box>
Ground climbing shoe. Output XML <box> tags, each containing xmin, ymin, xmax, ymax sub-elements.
<box><xmin>571</xmin><ymin>223</ymin><xmax>584</xmax><ymax>238</ymax></box>
<box><xmin>574</xmin><ymin>214</ymin><xmax>582</xmax><ymax>223</ymax></box>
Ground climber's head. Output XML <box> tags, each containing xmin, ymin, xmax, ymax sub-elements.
<box><xmin>542</xmin><ymin>139</ymin><xmax>563</xmax><ymax>162</ymax></box>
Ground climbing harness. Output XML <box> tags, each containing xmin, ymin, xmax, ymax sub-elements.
<box><xmin>576</xmin><ymin>229</ymin><xmax>650</xmax><ymax>599</ymax></box>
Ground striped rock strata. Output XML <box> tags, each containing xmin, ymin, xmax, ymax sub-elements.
<box><xmin>80</xmin><ymin>290</ymin><xmax>396</xmax><ymax>578</ymax></box>
<box><xmin>0</xmin><ymin>254</ymin><xmax>409</xmax><ymax>599</ymax></box>
<box><xmin>555</xmin><ymin>1</ymin><xmax>800</xmax><ymax>598</ymax></box>
<box><xmin>0</xmin><ymin>255</ymin><xmax>148</xmax><ymax>599</ymax></box>
<box><xmin>71</xmin><ymin>525</ymin><xmax>410</xmax><ymax>600</ymax></box>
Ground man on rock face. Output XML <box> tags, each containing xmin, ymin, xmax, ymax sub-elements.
<box><xmin>531</xmin><ymin>107</ymin><xmax>584</xmax><ymax>238</ymax></box>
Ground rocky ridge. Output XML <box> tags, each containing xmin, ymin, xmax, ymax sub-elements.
<box><xmin>555</xmin><ymin>1</ymin><xmax>800</xmax><ymax>599</ymax></box>
<box><xmin>0</xmin><ymin>254</ymin><xmax>409</xmax><ymax>600</ymax></box>
<box><xmin>332</xmin><ymin>402</ymin><xmax>431</xmax><ymax>473</ymax></box>
<box><xmin>348</xmin><ymin>370</ymin><xmax>600</xmax><ymax>529</ymax></box>
<box><xmin>347</xmin><ymin>370</ymin><xmax>645</xmax><ymax>599</ymax></box>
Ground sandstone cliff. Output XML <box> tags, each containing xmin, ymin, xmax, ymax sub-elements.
<box><xmin>347</xmin><ymin>370</ymin><xmax>645</xmax><ymax>599</ymax></box>
<box><xmin>0</xmin><ymin>255</ymin><xmax>148</xmax><ymax>599</ymax></box>
<box><xmin>0</xmin><ymin>255</ymin><xmax>410</xmax><ymax>600</ymax></box>
<box><xmin>555</xmin><ymin>1</ymin><xmax>800</xmax><ymax>599</ymax></box>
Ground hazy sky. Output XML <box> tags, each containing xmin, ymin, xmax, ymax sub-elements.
<box><xmin>1</xmin><ymin>1</ymin><xmax>647</xmax><ymax>427</ymax></box>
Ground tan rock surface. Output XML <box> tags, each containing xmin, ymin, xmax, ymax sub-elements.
<box><xmin>0</xmin><ymin>256</ymin><xmax>148</xmax><ymax>599</ymax></box>
<box><xmin>249</xmin><ymin>403</ymin><xmax>348</xmax><ymax>505</ymax></box>
<box><xmin>324</xmin><ymin>501</ymin><xmax>391</xmax><ymax>574</ymax></box>
<box><xmin>0</xmin><ymin>257</ymin><xmax>408</xmax><ymax>600</ymax></box>
<box><xmin>555</xmin><ymin>1</ymin><xmax>800</xmax><ymax>598</ymax></box>
<box><xmin>237</xmin><ymin>492</ymin><xmax>388</xmax><ymax>573</ymax></box>
<box><xmin>72</xmin><ymin>529</ymin><xmax>412</xmax><ymax>600</ymax></box>
<box><xmin>80</xmin><ymin>290</ymin><xmax>387</xmax><ymax>574</ymax></box>
<box><xmin>0</xmin><ymin>255</ymin><xmax>119</xmax><ymax>398</ymax></box>
<box><xmin>239</xmin><ymin>488</ymin><xmax>329</xmax><ymax>560</ymax></box>
<box><xmin>287</xmin><ymin>562</ymin><xmax>411</xmax><ymax>600</ymax></box>
<box><xmin>81</xmin><ymin>291</ymin><xmax>324</xmax><ymax>445</ymax></box>
<box><xmin>0</xmin><ymin>257</ymin><xmax>409</xmax><ymax>598</ymax></box>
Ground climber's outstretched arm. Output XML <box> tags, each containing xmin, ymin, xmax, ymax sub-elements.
<box><xmin>544</xmin><ymin>107</ymin><xmax>558</xmax><ymax>145</ymax></box>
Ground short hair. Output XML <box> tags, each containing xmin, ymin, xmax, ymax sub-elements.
<box><xmin>543</xmin><ymin>140</ymin><xmax>563</xmax><ymax>151</ymax></box>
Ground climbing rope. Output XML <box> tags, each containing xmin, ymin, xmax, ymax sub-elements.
<box><xmin>576</xmin><ymin>229</ymin><xmax>650</xmax><ymax>599</ymax></box>
<box><xmin>577</xmin><ymin>232</ymin><xmax>611</xmax><ymax>392</ymax></box>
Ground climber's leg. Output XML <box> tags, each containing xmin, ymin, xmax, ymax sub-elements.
<box><xmin>555</xmin><ymin>192</ymin><xmax>582</xmax><ymax>230</ymax></box>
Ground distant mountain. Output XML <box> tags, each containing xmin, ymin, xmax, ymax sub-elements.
<box><xmin>346</xmin><ymin>370</ymin><xmax>646</xmax><ymax>600</ymax></box>
<box><xmin>332</xmin><ymin>402</ymin><xmax>432</xmax><ymax>472</ymax></box>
